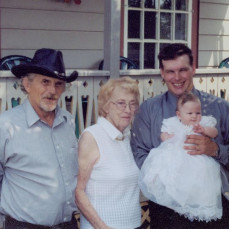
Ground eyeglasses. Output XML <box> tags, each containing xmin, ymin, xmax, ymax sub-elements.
<box><xmin>110</xmin><ymin>101</ymin><xmax>138</xmax><ymax>111</ymax></box>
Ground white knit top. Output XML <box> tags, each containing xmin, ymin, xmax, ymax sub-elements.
<box><xmin>80</xmin><ymin>117</ymin><xmax>141</xmax><ymax>229</ymax></box>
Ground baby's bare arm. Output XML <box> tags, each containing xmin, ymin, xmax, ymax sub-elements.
<box><xmin>193</xmin><ymin>124</ymin><xmax>218</xmax><ymax>138</ymax></box>
<box><xmin>161</xmin><ymin>132</ymin><xmax>174</xmax><ymax>141</ymax></box>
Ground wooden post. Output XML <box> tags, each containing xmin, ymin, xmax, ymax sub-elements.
<box><xmin>103</xmin><ymin>0</ymin><xmax>120</xmax><ymax>78</ymax></box>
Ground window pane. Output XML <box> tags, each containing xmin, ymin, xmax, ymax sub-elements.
<box><xmin>176</xmin><ymin>0</ymin><xmax>187</xmax><ymax>10</ymax></box>
<box><xmin>159</xmin><ymin>43</ymin><xmax>170</xmax><ymax>52</ymax></box>
<box><xmin>144</xmin><ymin>12</ymin><xmax>157</xmax><ymax>39</ymax></box>
<box><xmin>144</xmin><ymin>43</ymin><xmax>155</xmax><ymax>68</ymax></box>
<box><xmin>160</xmin><ymin>13</ymin><xmax>171</xmax><ymax>39</ymax></box>
<box><xmin>128</xmin><ymin>10</ymin><xmax>140</xmax><ymax>38</ymax></box>
<box><xmin>126</xmin><ymin>0</ymin><xmax>191</xmax><ymax>69</ymax></box>
<box><xmin>128</xmin><ymin>0</ymin><xmax>141</xmax><ymax>8</ymax></box>
<box><xmin>128</xmin><ymin>43</ymin><xmax>140</xmax><ymax>67</ymax></box>
<box><xmin>145</xmin><ymin>0</ymin><xmax>158</xmax><ymax>9</ymax></box>
<box><xmin>160</xmin><ymin>0</ymin><xmax>172</xmax><ymax>10</ymax></box>
<box><xmin>175</xmin><ymin>14</ymin><xmax>187</xmax><ymax>40</ymax></box>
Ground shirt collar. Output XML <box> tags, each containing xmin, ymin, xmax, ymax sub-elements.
<box><xmin>22</xmin><ymin>98</ymin><xmax>66</xmax><ymax>127</ymax></box>
<box><xmin>22</xmin><ymin>99</ymin><xmax>40</xmax><ymax>127</ymax></box>
<box><xmin>97</xmin><ymin>117</ymin><xmax>130</xmax><ymax>141</ymax></box>
<box><xmin>166</xmin><ymin>87</ymin><xmax>197</xmax><ymax>107</ymax></box>
<box><xmin>191</xmin><ymin>87</ymin><xmax>198</xmax><ymax>96</ymax></box>
<box><xmin>166</xmin><ymin>90</ymin><xmax>178</xmax><ymax>108</ymax></box>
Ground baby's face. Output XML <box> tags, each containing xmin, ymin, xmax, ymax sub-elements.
<box><xmin>176</xmin><ymin>101</ymin><xmax>202</xmax><ymax>126</ymax></box>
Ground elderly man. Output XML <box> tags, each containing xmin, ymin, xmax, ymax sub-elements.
<box><xmin>131</xmin><ymin>43</ymin><xmax>229</xmax><ymax>228</ymax></box>
<box><xmin>0</xmin><ymin>48</ymin><xmax>79</xmax><ymax>229</ymax></box>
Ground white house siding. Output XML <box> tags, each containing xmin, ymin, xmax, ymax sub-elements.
<box><xmin>199</xmin><ymin>0</ymin><xmax>229</xmax><ymax>68</ymax></box>
<box><xmin>0</xmin><ymin>0</ymin><xmax>104</xmax><ymax>69</ymax></box>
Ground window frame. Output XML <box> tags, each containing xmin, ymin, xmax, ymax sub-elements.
<box><xmin>123</xmin><ymin>0</ymin><xmax>193</xmax><ymax>69</ymax></box>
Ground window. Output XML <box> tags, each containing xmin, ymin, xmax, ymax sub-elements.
<box><xmin>124</xmin><ymin>0</ymin><xmax>192</xmax><ymax>69</ymax></box>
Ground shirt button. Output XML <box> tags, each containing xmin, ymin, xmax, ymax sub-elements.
<box><xmin>67</xmin><ymin>201</ymin><xmax>70</xmax><ymax>205</ymax></box>
<box><xmin>60</xmin><ymin>164</ymin><xmax>64</xmax><ymax>168</ymax></box>
<box><xmin>64</xmin><ymin>217</ymin><xmax>68</xmax><ymax>222</ymax></box>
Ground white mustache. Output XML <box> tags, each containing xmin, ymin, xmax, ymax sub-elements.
<box><xmin>42</xmin><ymin>95</ymin><xmax>58</xmax><ymax>100</ymax></box>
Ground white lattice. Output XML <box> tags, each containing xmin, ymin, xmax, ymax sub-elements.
<box><xmin>1</xmin><ymin>69</ymin><xmax>229</xmax><ymax>136</ymax></box>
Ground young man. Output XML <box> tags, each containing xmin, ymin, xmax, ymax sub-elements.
<box><xmin>131</xmin><ymin>43</ymin><xmax>229</xmax><ymax>228</ymax></box>
<box><xmin>0</xmin><ymin>48</ymin><xmax>79</xmax><ymax>229</ymax></box>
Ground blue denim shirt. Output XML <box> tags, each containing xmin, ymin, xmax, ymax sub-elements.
<box><xmin>0</xmin><ymin>99</ymin><xmax>78</xmax><ymax>226</ymax></box>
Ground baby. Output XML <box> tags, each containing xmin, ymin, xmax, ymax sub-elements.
<box><xmin>139</xmin><ymin>92</ymin><xmax>222</xmax><ymax>222</ymax></box>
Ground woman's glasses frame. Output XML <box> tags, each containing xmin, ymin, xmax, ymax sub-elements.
<box><xmin>110</xmin><ymin>100</ymin><xmax>138</xmax><ymax>111</ymax></box>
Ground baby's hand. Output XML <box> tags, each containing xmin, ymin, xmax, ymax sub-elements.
<box><xmin>193</xmin><ymin>124</ymin><xmax>205</xmax><ymax>134</ymax></box>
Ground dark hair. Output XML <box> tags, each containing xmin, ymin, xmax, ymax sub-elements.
<box><xmin>158</xmin><ymin>43</ymin><xmax>193</xmax><ymax>69</ymax></box>
<box><xmin>176</xmin><ymin>92</ymin><xmax>200</xmax><ymax>111</ymax></box>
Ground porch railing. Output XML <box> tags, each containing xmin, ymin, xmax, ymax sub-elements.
<box><xmin>0</xmin><ymin>68</ymin><xmax>229</xmax><ymax>137</ymax></box>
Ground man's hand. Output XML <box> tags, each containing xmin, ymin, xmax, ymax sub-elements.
<box><xmin>184</xmin><ymin>134</ymin><xmax>218</xmax><ymax>156</ymax></box>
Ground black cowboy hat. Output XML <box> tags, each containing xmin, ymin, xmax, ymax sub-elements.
<box><xmin>11</xmin><ymin>48</ymin><xmax>78</xmax><ymax>83</ymax></box>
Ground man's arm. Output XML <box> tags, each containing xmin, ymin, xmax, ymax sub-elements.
<box><xmin>186</xmin><ymin>124</ymin><xmax>218</xmax><ymax>157</ymax></box>
<box><xmin>130</xmin><ymin>102</ymin><xmax>153</xmax><ymax>169</ymax></box>
<box><xmin>184</xmin><ymin>95</ymin><xmax>229</xmax><ymax>168</ymax></box>
<box><xmin>0</xmin><ymin>123</ymin><xmax>7</xmax><ymax>195</ymax></box>
<box><xmin>184</xmin><ymin>135</ymin><xmax>218</xmax><ymax>157</ymax></box>
<box><xmin>185</xmin><ymin>117</ymin><xmax>229</xmax><ymax>168</ymax></box>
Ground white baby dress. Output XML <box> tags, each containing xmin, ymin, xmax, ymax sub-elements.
<box><xmin>139</xmin><ymin>116</ymin><xmax>222</xmax><ymax>222</ymax></box>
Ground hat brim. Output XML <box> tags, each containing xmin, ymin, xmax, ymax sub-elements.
<box><xmin>12</xmin><ymin>64</ymin><xmax>78</xmax><ymax>83</ymax></box>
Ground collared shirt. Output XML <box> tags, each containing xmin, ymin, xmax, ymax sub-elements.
<box><xmin>131</xmin><ymin>88</ymin><xmax>229</xmax><ymax>170</ymax></box>
<box><xmin>0</xmin><ymin>99</ymin><xmax>78</xmax><ymax>226</ymax></box>
<box><xmin>96</xmin><ymin>117</ymin><xmax>131</xmax><ymax>141</ymax></box>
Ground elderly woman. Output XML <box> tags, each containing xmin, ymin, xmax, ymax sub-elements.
<box><xmin>75</xmin><ymin>77</ymin><xmax>141</xmax><ymax>229</ymax></box>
